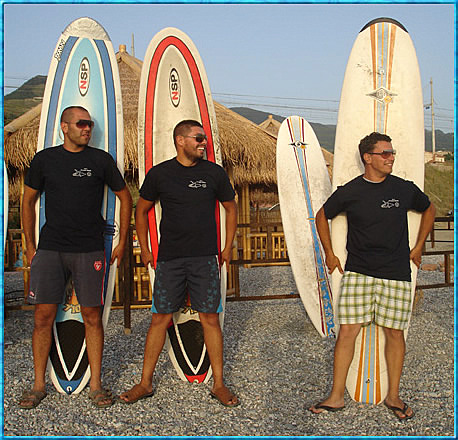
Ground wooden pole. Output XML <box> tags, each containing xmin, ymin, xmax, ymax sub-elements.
<box><xmin>123</xmin><ymin>224</ymin><xmax>134</xmax><ymax>334</ymax></box>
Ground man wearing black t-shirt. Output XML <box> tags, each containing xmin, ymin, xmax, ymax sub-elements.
<box><xmin>120</xmin><ymin>120</ymin><xmax>239</xmax><ymax>407</ymax></box>
<box><xmin>20</xmin><ymin>106</ymin><xmax>132</xmax><ymax>409</ymax></box>
<box><xmin>309</xmin><ymin>132</ymin><xmax>435</xmax><ymax>420</ymax></box>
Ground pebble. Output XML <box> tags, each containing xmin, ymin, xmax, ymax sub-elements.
<box><xmin>3</xmin><ymin>262</ymin><xmax>454</xmax><ymax>436</ymax></box>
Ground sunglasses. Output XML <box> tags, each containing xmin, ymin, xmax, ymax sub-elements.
<box><xmin>368</xmin><ymin>149</ymin><xmax>396</xmax><ymax>159</ymax></box>
<box><xmin>184</xmin><ymin>134</ymin><xmax>207</xmax><ymax>143</ymax></box>
<box><xmin>64</xmin><ymin>119</ymin><xmax>95</xmax><ymax>129</ymax></box>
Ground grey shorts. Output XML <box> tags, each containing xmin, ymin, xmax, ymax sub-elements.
<box><xmin>28</xmin><ymin>249</ymin><xmax>106</xmax><ymax>307</ymax></box>
<box><xmin>152</xmin><ymin>255</ymin><xmax>222</xmax><ymax>314</ymax></box>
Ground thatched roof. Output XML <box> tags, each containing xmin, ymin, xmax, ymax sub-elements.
<box><xmin>4</xmin><ymin>45</ymin><xmax>278</xmax><ymax>196</ymax></box>
<box><xmin>259</xmin><ymin>114</ymin><xmax>282</xmax><ymax>137</ymax></box>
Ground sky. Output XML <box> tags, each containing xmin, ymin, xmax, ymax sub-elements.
<box><xmin>2</xmin><ymin>3</ymin><xmax>456</xmax><ymax>132</ymax></box>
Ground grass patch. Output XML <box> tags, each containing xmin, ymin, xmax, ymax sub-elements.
<box><xmin>424</xmin><ymin>162</ymin><xmax>454</xmax><ymax>216</ymax></box>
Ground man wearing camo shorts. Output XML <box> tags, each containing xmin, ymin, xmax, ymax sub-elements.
<box><xmin>309</xmin><ymin>132</ymin><xmax>435</xmax><ymax>420</ymax></box>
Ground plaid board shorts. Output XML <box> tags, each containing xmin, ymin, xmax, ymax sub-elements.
<box><xmin>338</xmin><ymin>271</ymin><xmax>412</xmax><ymax>330</ymax></box>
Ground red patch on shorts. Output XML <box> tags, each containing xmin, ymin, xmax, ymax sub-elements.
<box><xmin>94</xmin><ymin>260</ymin><xmax>103</xmax><ymax>271</ymax></box>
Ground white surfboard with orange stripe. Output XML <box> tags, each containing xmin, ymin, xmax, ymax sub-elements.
<box><xmin>138</xmin><ymin>27</ymin><xmax>226</xmax><ymax>384</ymax></box>
<box><xmin>331</xmin><ymin>18</ymin><xmax>424</xmax><ymax>404</ymax></box>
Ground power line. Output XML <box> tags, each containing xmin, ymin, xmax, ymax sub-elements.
<box><xmin>435</xmin><ymin>106</ymin><xmax>454</xmax><ymax>113</ymax></box>
<box><xmin>214</xmin><ymin>92</ymin><xmax>340</xmax><ymax>104</ymax></box>
<box><xmin>4</xmin><ymin>76</ymin><xmax>30</xmax><ymax>80</ymax></box>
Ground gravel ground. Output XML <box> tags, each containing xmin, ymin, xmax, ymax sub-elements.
<box><xmin>3</xmin><ymin>257</ymin><xmax>454</xmax><ymax>436</ymax></box>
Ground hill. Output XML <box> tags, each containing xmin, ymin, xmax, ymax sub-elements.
<box><xmin>4</xmin><ymin>75</ymin><xmax>46</xmax><ymax>125</ymax></box>
<box><xmin>230</xmin><ymin>107</ymin><xmax>336</xmax><ymax>151</ymax></box>
<box><xmin>424</xmin><ymin>162</ymin><xmax>454</xmax><ymax>216</ymax></box>
<box><xmin>230</xmin><ymin>107</ymin><xmax>454</xmax><ymax>152</ymax></box>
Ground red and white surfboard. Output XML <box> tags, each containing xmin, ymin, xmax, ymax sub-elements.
<box><xmin>138</xmin><ymin>27</ymin><xmax>226</xmax><ymax>383</ymax></box>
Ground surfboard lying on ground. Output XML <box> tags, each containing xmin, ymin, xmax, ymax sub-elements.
<box><xmin>276</xmin><ymin>116</ymin><xmax>335</xmax><ymax>338</ymax></box>
<box><xmin>331</xmin><ymin>17</ymin><xmax>424</xmax><ymax>405</ymax></box>
<box><xmin>37</xmin><ymin>16</ymin><xmax>123</xmax><ymax>394</ymax></box>
<box><xmin>138</xmin><ymin>27</ymin><xmax>226</xmax><ymax>383</ymax></box>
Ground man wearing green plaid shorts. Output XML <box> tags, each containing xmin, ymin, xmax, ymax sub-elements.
<box><xmin>309</xmin><ymin>132</ymin><xmax>436</xmax><ymax>420</ymax></box>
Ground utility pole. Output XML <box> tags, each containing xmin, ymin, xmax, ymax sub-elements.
<box><xmin>430</xmin><ymin>78</ymin><xmax>436</xmax><ymax>162</ymax></box>
<box><xmin>131</xmin><ymin>33</ymin><xmax>135</xmax><ymax>58</ymax></box>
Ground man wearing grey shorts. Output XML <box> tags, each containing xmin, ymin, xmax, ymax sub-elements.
<box><xmin>309</xmin><ymin>132</ymin><xmax>435</xmax><ymax>420</ymax></box>
<box><xmin>20</xmin><ymin>106</ymin><xmax>132</xmax><ymax>409</ymax></box>
<box><xmin>120</xmin><ymin>120</ymin><xmax>239</xmax><ymax>407</ymax></box>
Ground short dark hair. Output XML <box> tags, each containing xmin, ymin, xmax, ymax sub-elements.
<box><xmin>60</xmin><ymin>106</ymin><xmax>90</xmax><ymax>123</ymax></box>
<box><xmin>173</xmin><ymin>120</ymin><xmax>203</xmax><ymax>146</ymax></box>
<box><xmin>358</xmin><ymin>132</ymin><xmax>392</xmax><ymax>164</ymax></box>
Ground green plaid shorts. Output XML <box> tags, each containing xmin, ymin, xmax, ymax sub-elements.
<box><xmin>338</xmin><ymin>271</ymin><xmax>412</xmax><ymax>330</ymax></box>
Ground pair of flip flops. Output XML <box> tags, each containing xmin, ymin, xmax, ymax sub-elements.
<box><xmin>18</xmin><ymin>390</ymin><xmax>47</xmax><ymax>409</ymax></box>
<box><xmin>384</xmin><ymin>401</ymin><xmax>414</xmax><ymax>421</ymax></box>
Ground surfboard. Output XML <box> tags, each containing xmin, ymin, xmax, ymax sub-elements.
<box><xmin>4</xmin><ymin>162</ymin><xmax>8</xmax><ymax>250</ymax></box>
<box><xmin>138</xmin><ymin>27</ymin><xmax>226</xmax><ymax>383</ymax></box>
<box><xmin>276</xmin><ymin>116</ymin><xmax>335</xmax><ymax>338</ymax></box>
<box><xmin>36</xmin><ymin>17</ymin><xmax>123</xmax><ymax>394</ymax></box>
<box><xmin>331</xmin><ymin>18</ymin><xmax>424</xmax><ymax>405</ymax></box>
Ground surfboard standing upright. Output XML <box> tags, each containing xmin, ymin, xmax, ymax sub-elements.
<box><xmin>277</xmin><ymin>116</ymin><xmax>335</xmax><ymax>338</ymax></box>
<box><xmin>138</xmin><ymin>27</ymin><xmax>226</xmax><ymax>384</ymax></box>
<box><xmin>331</xmin><ymin>18</ymin><xmax>425</xmax><ymax>405</ymax></box>
<box><xmin>36</xmin><ymin>17</ymin><xmax>123</xmax><ymax>394</ymax></box>
<box><xmin>4</xmin><ymin>162</ymin><xmax>8</xmax><ymax>250</ymax></box>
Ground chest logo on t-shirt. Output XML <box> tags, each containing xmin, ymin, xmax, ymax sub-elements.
<box><xmin>381</xmin><ymin>199</ymin><xmax>400</xmax><ymax>209</ymax></box>
<box><xmin>73</xmin><ymin>168</ymin><xmax>92</xmax><ymax>177</ymax></box>
<box><xmin>188</xmin><ymin>180</ymin><xmax>207</xmax><ymax>189</ymax></box>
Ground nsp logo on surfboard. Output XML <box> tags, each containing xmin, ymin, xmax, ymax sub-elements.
<box><xmin>78</xmin><ymin>58</ymin><xmax>90</xmax><ymax>96</ymax></box>
<box><xmin>169</xmin><ymin>68</ymin><xmax>181</xmax><ymax>107</ymax></box>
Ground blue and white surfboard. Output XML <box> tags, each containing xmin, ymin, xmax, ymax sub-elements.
<box><xmin>4</xmin><ymin>162</ymin><xmax>8</xmax><ymax>251</ymax></box>
<box><xmin>277</xmin><ymin>116</ymin><xmax>335</xmax><ymax>338</ymax></box>
<box><xmin>36</xmin><ymin>17</ymin><xmax>123</xmax><ymax>394</ymax></box>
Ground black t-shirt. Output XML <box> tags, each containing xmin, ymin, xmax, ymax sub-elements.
<box><xmin>140</xmin><ymin>158</ymin><xmax>235</xmax><ymax>261</ymax></box>
<box><xmin>323</xmin><ymin>174</ymin><xmax>430</xmax><ymax>281</ymax></box>
<box><xmin>25</xmin><ymin>145</ymin><xmax>126</xmax><ymax>252</ymax></box>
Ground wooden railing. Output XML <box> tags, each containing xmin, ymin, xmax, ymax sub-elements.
<box><xmin>5</xmin><ymin>216</ymin><xmax>454</xmax><ymax>313</ymax></box>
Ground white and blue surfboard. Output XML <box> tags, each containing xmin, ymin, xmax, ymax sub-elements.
<box><xmin>4</xmin><ymin>162</ymin><xmax>8</xmax><ymax>251</ymax></box>
<box><xmin>277</xmin><ymin>116</ymin><xmax>335</xmax><ymax>338</ymax></box>
<box><xmin>36</xmin><ymin>17</ymin><xmax>123</xmax><ymax>394</ymax></box>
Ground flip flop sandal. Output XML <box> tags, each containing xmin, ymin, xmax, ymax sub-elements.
<box><xmin>18</xmin><ymin>390</ymin><xmax>47</xmax><ymax>409</ymax></box>
<box><xmin>119</xmin><ymin>384</ymin><xmax>154</xmax><ymax>404</ymax></box>
<box><xmin>89</xmin><ymin>389</ymin><xmax>114</xmax><ymax>409</ymax></box>
<box><xmin>384</xmin><ymin>401</ymin><xmax>414</xmax><ymax>420</ymax></box>
<box><xmin>210</xmin><ymin>388</ymin><xmax>240</xmax><ymax>407</ymax></box>
<box><xmin>309</xmin><ymin>403</ymin><xmax>344</xmax><ymax>414</ymax></box>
